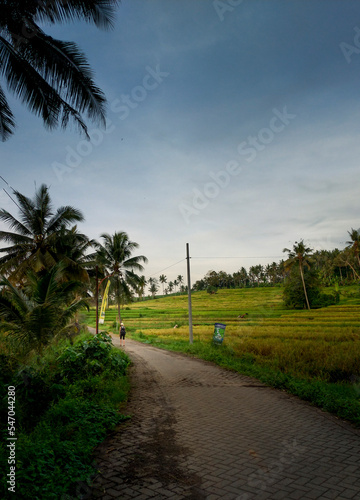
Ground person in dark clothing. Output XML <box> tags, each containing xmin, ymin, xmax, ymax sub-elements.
<box><xmin>119</xmin><ymin>322</ymin><xmax>126</xmax><ymax>347</ymax></box>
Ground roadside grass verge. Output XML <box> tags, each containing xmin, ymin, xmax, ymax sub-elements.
<box><xmin>84</xmin><ymin>286</ymin><xmax>360</xmax><ymax>426</ymax></box>
<box><xmin>0</xmin><ymin>332</ymin><xmax>130</xmax><ymax>500</ymax></box>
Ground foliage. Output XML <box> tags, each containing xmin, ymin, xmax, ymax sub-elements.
<box><xmin>0</xmin><ymin>0</ymin><xmax>119</xmax><ymax>141</ymax></box>
<box><xmin>0</xmin><ymin>184</ymin><xmax>85</xmax><ymax>280</ymax></box>
<box><xmin>93</xmin><ymin>231</ymin><xmax>148</xmax><ymax>321</ymax></box>
<box><xmin>0</xmin><ymin>263</ymin><xmax>89</xmax><ymax>356</ymax></box>
<box><xmin>58</xmin><ymin>331</ymin><xmax>128</xmax><ymax>380</ymax></box>
<box><xmin>283</xmin><ymin>267</ymin><xmax>339</xmax><ymax>309</ymax></box>
<box><xmin>283</xmin><ymin>240</ymin><xmax>314</xmax><ymax>310</ymax></box>
<box><xmin>0</xmin><ymin>332</ymin><xmax>130</xmax><ymax>499</ymax></box>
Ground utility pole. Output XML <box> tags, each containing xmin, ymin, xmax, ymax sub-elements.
<box><xmin>186</xmin><ymin>243</ymin><xmax>193</xmax><ymax>344</ymax></box>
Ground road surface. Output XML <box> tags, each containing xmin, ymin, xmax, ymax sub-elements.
<box><xmin>90</xmin><ymin>336</ymin><xmax>360</xmax><ymax>500</ymax></box>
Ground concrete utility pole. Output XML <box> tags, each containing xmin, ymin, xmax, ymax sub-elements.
<box><xmin>186</xmin><ymin>243</ymin><xmax>193</xmax><ymax>344</ymax></box>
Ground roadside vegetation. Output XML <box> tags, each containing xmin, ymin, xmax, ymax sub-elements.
<box><xmin>86</xmin><ymin>285</ymin><xmax>360</xmax><ymax>426</ymax></box>
<box><xmin>0</xmin><ymin>331</ymin><xmax>130</xmax><ymax>499</ymax></box>
<box><xmin>0</xmin><ymin>185</ymin><xmax>140</xmax><ymax>499</ymax></box>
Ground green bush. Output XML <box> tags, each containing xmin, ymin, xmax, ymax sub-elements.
<box><xmin>58</xmin><ymin>331</ymin><xmax>128</xmax><ymax>380</ymax></box>
<box><xmin>0</xmin><ymin>332</ymin><xmax>130</xmax><ymax>499</ymax></box>
<box><xmin>283</xmin><ymin>267</ymin><xmax>339</xmax><ymax>309</ymax></box>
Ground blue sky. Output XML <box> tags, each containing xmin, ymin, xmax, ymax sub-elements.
<box><xmin>1</xmin><ymin>0</ymin><xmax>360</xmax><ymax>284</ymax></box>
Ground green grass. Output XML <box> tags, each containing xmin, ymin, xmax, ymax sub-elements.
<box><xmin>0</xmin><ymin>332</ymin><xmax>131</xmax><ymax>499</ymax></box>
<box><xmin>84</xmin><ymin>285</ymin><xmax>360</xmax><ymax>425</ymax></box>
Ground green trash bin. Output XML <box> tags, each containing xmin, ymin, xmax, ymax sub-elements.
<box><xmin>213</xmin><ymin>323</ymin><xmax>226</xmax><ymax>344</ymax></box>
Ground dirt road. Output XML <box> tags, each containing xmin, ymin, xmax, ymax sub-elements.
<box><xmin>91</xmin><ymin>336</ymin><xmax>360</xmax><ymax>500</ymax></box>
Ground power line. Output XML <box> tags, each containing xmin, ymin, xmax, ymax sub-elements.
<box><xmin>0</xmin><ymin>176</ymin><xmax>23</xmax><ymax>213</ymax></box>
<box><xmin>146</xmin><ymin>258</ymin><xmax>186</xmax><ymax>279</ymax></box>
<box><xmin>192</xmin><ymin>256</ymin><xmax>283</xmax><ymax>259</ymax></box>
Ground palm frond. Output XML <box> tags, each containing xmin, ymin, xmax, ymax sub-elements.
<box><xmin>0</xmin><ymin>211</ymin><xmax>32</xmax><ymax>236</ymax></box>
<box><xmin>34</xmin><ymin>0</ymin><xmax>119</xmax><ymax>29</ymax></box>
<box><xmin>0</xmin><ymin>83</ymin><xmax>15</xmax><ymax>140</ymax></box>
<box><xmin>21</xmin><ymin>33</ymin><xmax>106</xmax><ymax>124</ymax></box>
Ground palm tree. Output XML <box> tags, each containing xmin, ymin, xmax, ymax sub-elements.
<box><xmin>0</xmin><ymin>263</ymin><xmax>88</xmax><ymax>357</ymax></box>
<box><xmin>283</xmin><ymin>240</ymin><xmax>313</xmax><ymax>310</ymax></box>
<box><xmin>159</xmin><ymin>274</ymin><xmax>167</xmax><ymax>295</ymax></box>
<box><xmin>136</xmin><ymin>275</ymin><xmax>147</xmax><ymax>301</ymax></box>
<box><xmin>94</xmin><ymin>231</ymin><xmax>148</xmax><ymax>322</ymax></box>
<box><xmin>168</xmin><ymin>281</ymin><xmax>174</xmax><ymax>294</ymax></box>
<box><xmin>0</xmin><ymin>0</ymin><xmax>119</xmax><ymax>141</ymax></box>
<box><xmin>51</xmin><ymin>225</ymin><xmax>96</xmax><ymax>284</ymax></box>
<box><xmin>346</xmin><ymin>228</ymin><xmax>360</xmax><ymax>269</ymax></box>
<box><xmin>0</xmin><ymin>184</ymin><xmax>84</xmax><ymax>281</ymax></box>
<box><xmin>149</xmin><ymin>280</ymin><xmax>159</xmax><ymax>298</ymax></box>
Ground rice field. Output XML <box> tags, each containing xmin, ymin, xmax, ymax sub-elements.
<box><xmin>85</xmin><ymin>286</ymin><xmax>360</xmax><ymax>383</ymax></box>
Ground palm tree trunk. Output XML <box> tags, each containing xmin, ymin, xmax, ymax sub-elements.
<box><xmin>300</xmin><ymin>263</ymin><xmax>311</xmax><ymax>310</ymax></box>
<box><xmin>117</xmin><ymin>300</ymin><xmax>122</xmax><ymax>323</ymax></box>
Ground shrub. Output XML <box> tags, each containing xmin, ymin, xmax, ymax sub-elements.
<box><xmin>0</xmin><ymin>332</ymin><xmax>130</xmax><ymax>499</ymax></box>
<box><xmin>58</xmin><ymin>332</ymin><xmax>128</xmax><ymax>380</ymax></box>
<box><xmin>283</xmin><ymin>267</ymin><xmax>338</xmax><ymax>309</ymax></box>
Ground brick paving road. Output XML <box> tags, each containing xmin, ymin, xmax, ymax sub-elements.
<box><xmin>90</xmin><ymin>337</ymin><xmax>360</xmax><ymax>500</ymax></box>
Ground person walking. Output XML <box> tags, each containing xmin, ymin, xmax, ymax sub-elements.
<box><xmin>119</xmin><ymin>322</ymin><xmax>126</xmax><ymax>347</ymax></box>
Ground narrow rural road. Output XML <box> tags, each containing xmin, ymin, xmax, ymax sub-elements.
<box><xmin>91</xmin><ymin>336</ymin><xmax>360</xmax><ymax>500</ymax></box>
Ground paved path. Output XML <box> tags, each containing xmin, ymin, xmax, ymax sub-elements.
<box><xmin>90</xmin><ymin>336</ymin><xmax>360</xmax><ymax>500</ymax></box>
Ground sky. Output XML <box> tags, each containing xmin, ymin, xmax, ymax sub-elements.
<box><xmin>1</xmin><ymin>0</ymin><xmax>360</xmax><ymax>285</ymax></box>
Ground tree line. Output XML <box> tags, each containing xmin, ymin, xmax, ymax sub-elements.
<box><xmin>191</xmin><ymin>233</ymin><xmax>360</xmax><ymax>294</ymax></box>
<box><xmin>0</xmin><ymin>184</ymin><xmax>147</xmax><ymax>358</ymax></box>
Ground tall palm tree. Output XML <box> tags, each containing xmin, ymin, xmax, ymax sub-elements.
<box><xmin>0</xmin><ymin>263</ymin><xmax>88</xmax><ymax>356</ymax></box>
<box><xmin>94</xmin><ymin>231</ymin><xmax>148</xmax><ymax>322</ymax></box>
<box><xmin>283</xmin><ymin>240</ymin><xmax>313</xmax><ymax>310</ymax></box>
<box><xmin>0</xmin><ymin>0</ymin><xmax>119</xmax><ymax>141</ymax></box>
<box><xmin>149</xmin><ymin>280</ymin><xmax>159</xmax><ymax>298</ymax></box>
<box><xmin>159</xmin><ymin>274</ymin><xmax>167</xmax><ymax>295</ymax></box>
<box><xmin>0</xmin><ymin>184</ymin><xmax>84</xmax><ymax>281</ymax></box>
<box><xmin>136</xmin><ymin>275</ymin><xmax>147</xmax><ymax>301</ymax></box>
<box><xmin>346</xmin><ymin>228</ymin><xmax>360</xmax><ymax>269</ymax></box>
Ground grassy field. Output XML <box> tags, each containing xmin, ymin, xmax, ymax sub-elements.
<box><xmin>84</xmin><ymin>285</ymin><xmax>360</xmax><ymax>425</ymax></box>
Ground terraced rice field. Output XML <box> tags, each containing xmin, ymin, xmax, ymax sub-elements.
<box><xmin>85</xmin><ymin>286</ymin><xmax>360</xmax><ymax>383</ymax></box>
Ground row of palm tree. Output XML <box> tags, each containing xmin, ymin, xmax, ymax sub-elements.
<box><xmin>146</xmin><ymin>275</ymin><xmax>185</xmax><ymax>298</ymax></box>
<box><xmin>0</xmin><ymin>184</ymin><xmax>147</xmax><ymax>355</ymax></box>
<box><xmin>192</xmin><ymin>230</ymin><xmax>360</xmax><ymax>296</ymax></box>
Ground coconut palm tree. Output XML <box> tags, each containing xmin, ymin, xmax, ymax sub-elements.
<box><xmin>346</xmin><ymin>228</ymin><xmax>360</xmax><ymax>269</ymax></box>
<box><xmin>0</xmin><ymin>0</ymin><xmax>119</xmax><ymax>141</ymax></box>
<box><xmin>149</xmin><ymin>280</ymin><xmax>159</xmax><ymax>298</ymax></box>
<box><xmin>0</xmin><ymin>184</ymin><xmax>84</xmax><ymax>281</ymax></box>
<box><xmin>0</xmin><ymin>263</ymin><xmax>88</xmax><ymax>356</ymax></box>
<box><xmin>159</xmin><ymin>274</ymin><xmax>167</xmax><ymax>295</ymax></box>
<box><xmin>136</xmin><ymin>275</ymin><xmax>147</xmax><ymax>301</ymax></box>
<box><xmin>94</xmin><ymin>231</ymin><xmax>148</xmax><ymax>322</ymax></box>
<box><xmin>283</xmin><ymin>240</ymin><xmax>313</xmax><ymax>310</ymax></box>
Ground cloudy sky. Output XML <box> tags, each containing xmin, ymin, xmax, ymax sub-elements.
<box><xmin>1</xmin><ymin>0</ymin><xmax>360</xmax><ymax>284</ymax></box>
